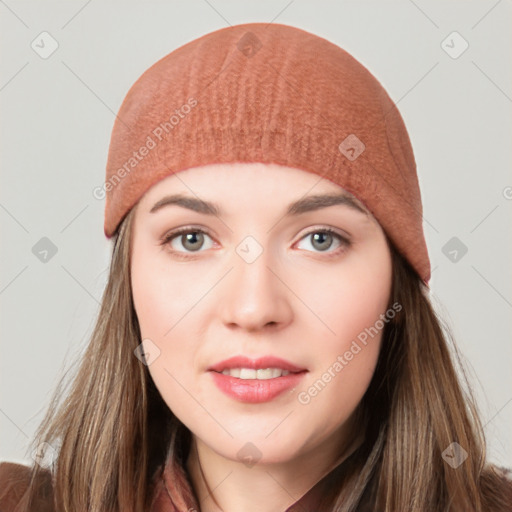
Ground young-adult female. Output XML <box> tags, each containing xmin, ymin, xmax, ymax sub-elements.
<box><xmin>1</xmin><ymin>22</ymin><xmax>511</xmax><ymax>512</ymax></box>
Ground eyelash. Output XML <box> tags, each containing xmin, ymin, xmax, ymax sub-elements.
<box><xmin>159</xmin><ymin>226</ymin><xmax>351</xmax><ymax>260</ymax></box>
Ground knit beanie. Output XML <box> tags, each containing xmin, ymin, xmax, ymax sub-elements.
<box><xmin>102</xmin><ymin>22</ymin><xmax>431</xmax><ymax>284</ymax></box>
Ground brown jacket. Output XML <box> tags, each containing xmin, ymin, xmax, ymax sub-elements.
<box><xmin>0</xmin><ymin>462</ymin><xmax>54</xmax><ymax>512</ymax></box>
<box><xmin>1</xmin><ymin>456</ymin><xmax>511</xmax><ymax>511</ymax></box>
<box><xmin>0</xmin><ymin>448</ymin><xmax>375</xmax><ymax>512</ymax></box>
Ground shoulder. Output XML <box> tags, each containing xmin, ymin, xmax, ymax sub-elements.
<box><xmin>494</xmin><ymin>465</ymin><xmax>512</xmax><ymax>479</ymax></box>
<box><xmin>494</xmin><ymin>464</ymin><xmax>512</xmax><ymax>487</ymax></box>
<box><xmin>489</xmin><ymin>464</ymin><xmax>512</xmax><ymax>488</ymax></box>
<box><xmin>0</xmin><ymin>462</ymin><xmax>32</xmax><ymax>511</ymax></box>
<box><xmin>483</xmin><ymin>464</ymin><xmax>512</xmax><ymax>511</ymax></box>
<box><xmin>0</xmin><ymin>461</ymin><xmax>55</xmax><ymax>512</ymax></box>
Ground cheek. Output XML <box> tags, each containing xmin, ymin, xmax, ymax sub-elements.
<box><xmin>298</xmin><ymin>339</ymin><xmax>381</xmax><ymax>439</ymax></box>
<box><xmin>296</xmin><ymin>243</ymin><xmax>391</xmax><ymax>415</ymax></box>
<box><xmin>130</xmin><ymin>244</ymin><xmax>207</xmax><ymax>423</ymax></box>
<box><xmin>131</xmin><ymin>242</ymin><xmax>199</xmax><ymax>338</ymax></box>
<box><xmin>297</xmin><ymin>298</ymin><xmax>386</xmax><ymax>429</ymax></box>
<box><xmin>303</xmin><ymin>250</ymin><xmax>392</xmax><ymax>353</ymax></box>
<box><xmin>131</xmin><ymin>255</ymin><xmax>198</xmax><ymax>370</ymax></box>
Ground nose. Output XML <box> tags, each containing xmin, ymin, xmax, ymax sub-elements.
<box><xmin>218</xmin><ymin>246</ymin><xmax>294</xmax><ymax>333</ymax></box>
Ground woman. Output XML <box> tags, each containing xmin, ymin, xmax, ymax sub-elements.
<box><xmin>1</xmin><ymin>22</ymin><xmax>511</xmax><ymax>512</ymax></box>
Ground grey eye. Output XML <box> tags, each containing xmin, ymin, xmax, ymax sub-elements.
<box><xmin>310</xmin><ymin>232</ymin><xmax>334</xmax><ymax>252</ymax></box>
<box><xmin>180</xmin><ymin>232</ymin><xmax>206</xmax><ymax>252</ymax></box>
<box><xmin>296</xmin><ymin>229</ymin><xmax>345</xmax><ymax>254</ymax></box>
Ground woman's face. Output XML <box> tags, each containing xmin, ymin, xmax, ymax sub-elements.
<box><xmin>131</xmin><ymin>162</ymin><xmax>393</xmax><ymax>465</ymax></box>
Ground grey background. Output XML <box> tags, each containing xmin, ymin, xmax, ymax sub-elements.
<box><xmin>1</xmin><ymin>0</ymin><xmax>511</xmax><ymax>468</ymax></box>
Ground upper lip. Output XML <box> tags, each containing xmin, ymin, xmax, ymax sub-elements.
<box><xmin>207</xmin><ymin>355</ymin><xmax>307</xmax><ymax>373</ymax></box>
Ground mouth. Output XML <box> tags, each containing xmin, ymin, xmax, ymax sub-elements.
<box><xmin>213</xmin><ymin>367</ymin><xmax>303</xmax><ymax>379</ymax></box>
<box><xmin>207</xmin><ymin>355</ymin><xmax>307</xmax><ymax>376</ymax></box>
<box><xmin>207</xmin><ymin>355</ymin><xmax>308</xmax><ymax>403</ymax></box>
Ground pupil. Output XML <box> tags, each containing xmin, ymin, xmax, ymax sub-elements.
<box><xmin>180</xmin><ymin>232</ymin><xmax>332</xmax><ymax>252</ymax></box>
<box><xmin>183</xmin><ymin>232</ymin><xmax>203</xmax><ymax>251</ymax></box>
<box><xmin>313</xmin><ymin>232</ymin><xmax>332</xmax><ymax>251</ymax></box>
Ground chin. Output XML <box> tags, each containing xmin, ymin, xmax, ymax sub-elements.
<box><xmin>197</xmin><ymin>427</ymin><xmax>308</xmax><ymax>466</ymax></box>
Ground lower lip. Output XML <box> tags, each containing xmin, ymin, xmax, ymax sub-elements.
<box><xmin>209</xmin><ymin>371</ymin><xmax>307</xmax><ymax>403</ymax></box>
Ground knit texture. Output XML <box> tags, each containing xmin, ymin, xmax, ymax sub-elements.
<box><xmin>103</xmin><ymin>22</ymin><xmax>431</xmax><ymax>284</ymax></box>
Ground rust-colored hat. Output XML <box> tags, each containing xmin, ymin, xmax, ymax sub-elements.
<box><xmin>103</xmin><ymin>22</ymin><xmax>431</xmax><ymax>284</ymax></box>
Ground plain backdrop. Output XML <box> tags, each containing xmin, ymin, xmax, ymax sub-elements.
<box><xmin>1</xmin><ymin>0</ymin><xmax>511</xmax><ymax>469</ymax></box>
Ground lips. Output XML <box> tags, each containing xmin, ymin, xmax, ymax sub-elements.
<box><xmin>207</xmin><ymin>355</ymin><xmax>308</xmax><ymax>403</ymax></box>
<box><xmin>207</xmin><ymin>355</ymin><xmax>306</xmax><ymax>373</ymax></box>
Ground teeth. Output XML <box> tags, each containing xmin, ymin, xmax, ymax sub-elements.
<box><xmin>220</xmin><ymin>368</ymin><xmax>291</xmax><ymax>379</ymax></box>
<box><xmin>240</xmin><ymin>368</ymin><xmax>256</xmax><ymax>379</ymax></box>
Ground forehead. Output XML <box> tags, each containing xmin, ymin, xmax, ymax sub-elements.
<box><xmin>138</xmin><ymin>162</ymin><xmax>370</xmax><ymax>214</ymax></box>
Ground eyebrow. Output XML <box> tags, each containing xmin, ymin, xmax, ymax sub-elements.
<box><xmin>149</xmin><ymin>192</ymin><xmax>368</xmax><ymax>217</ymax></box>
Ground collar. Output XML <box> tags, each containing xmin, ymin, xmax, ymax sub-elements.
<box><xmin>150</xmin><ymin>429</ymin><xmax>370</xmax><ymax>512</ymax></box>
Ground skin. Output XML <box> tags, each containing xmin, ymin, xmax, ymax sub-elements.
<box><xmin>130</xmin><ymin>162</ymin><xmax>393</xmax><ymax>512</ymax></box>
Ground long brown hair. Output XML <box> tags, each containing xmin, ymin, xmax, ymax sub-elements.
<box><xmin>21</xmin><ymin>205</ymin><xmax>511</xmax><ymax>512</ymax></box>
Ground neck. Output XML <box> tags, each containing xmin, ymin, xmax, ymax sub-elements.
<box><xmin>185</xmin><ymin>418</ymin><xmax>363</xmax><ymax>512</ymax></box>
